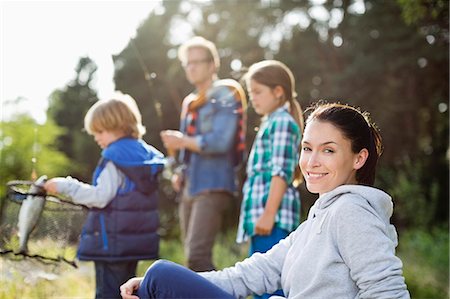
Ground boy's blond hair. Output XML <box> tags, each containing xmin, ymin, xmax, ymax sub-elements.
<box><xmin>84</xmin><ymin>92</ymin><xmax>146</xmax><ymax>139</ymax></box>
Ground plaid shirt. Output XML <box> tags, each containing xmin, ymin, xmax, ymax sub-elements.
<box><xmin>237</xmin><ymin>105</ymin><xmax>301</xmax><ymax>242</ymax></box>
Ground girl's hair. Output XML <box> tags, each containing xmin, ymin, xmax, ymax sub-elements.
<box><xmin>178</xmin><ymin>36</ymin><xmax>220</xmax><ymax>69</ymax></box>
<box><xmin>244</xmin><ymin>60</ymin><xmax>304</xmax><ymax>132</ymax></box>
<box><xmin>305</xmin><ymin>102</ymin><xmax>383</xmax><ymax>186</ymax></box>
<box><xmin>244</xmin><ymin>60</ymin><xmax>304</xmax><ymax>185</ymax></box>
<box><xmin>84</xmin><ymin>92</ymin><xmax>146</xmax><ymax>139</ymax></box>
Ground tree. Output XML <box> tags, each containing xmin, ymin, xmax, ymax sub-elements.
<box><xmin>112</xmin><ymin>0</ymin><xmax>448</xmax><ymax>228</ymax></box>
<box><xmin>0</xmin><ymin>113</ymin><xmax>71</xmax><ymax>232</ymax></box>
<box><xmin>47</xmin><ymin>57</ymin><xmax>100</xmax><ymax>182</ymax></box>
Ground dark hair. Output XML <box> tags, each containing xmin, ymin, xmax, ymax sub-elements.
<box><xmin>305</xmin><ymin>102</ymin><xmax>383</xmax><ymax>186</ymax></box>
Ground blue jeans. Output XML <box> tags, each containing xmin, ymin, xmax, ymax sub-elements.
<box><xmin>95</xmin><ymin>260</ymin><xmax>137</xmax><ymax>299</ymax></box>
<box><xmin>137</xmin><ymin>260</ymin><xmax>234</xmax><ymax>299</ymax></box>
<box><xmin>250</xmin><ymin>227</ymin><xmax>289</xmax><ymax>299</ymax></box>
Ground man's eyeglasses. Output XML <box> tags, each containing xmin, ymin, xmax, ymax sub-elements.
<box><xmin>182</xmin><ymin>59</ymin><xmax>211</xmax><ymax>68</ymax></box>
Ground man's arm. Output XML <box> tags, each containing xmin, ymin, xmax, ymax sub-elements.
<box><xmin>160</xmin><ymin>130</ymin><xmax>201</xmax><ymax>153</ymax></box>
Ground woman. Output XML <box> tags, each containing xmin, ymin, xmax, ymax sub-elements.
<box><xmin>120</xmin><ymin>102</ymin><xmax>410</xmax><ymax>299</ymax></box>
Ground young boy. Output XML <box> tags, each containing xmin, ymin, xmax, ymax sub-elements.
<box><xmin>44</xmin><ymin>92</ymin><xmax>165</xmax><ymax>298</ymax></box>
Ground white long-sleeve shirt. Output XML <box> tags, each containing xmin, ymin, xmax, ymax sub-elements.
<box><xmin>55</xmin><ymin>161</ymin><xmax>124</xmax><ymax>208</ymax></box>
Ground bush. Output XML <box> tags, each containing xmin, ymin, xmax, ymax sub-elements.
<box><xmin>398</xmin><ymin>226</ymin><xmax>449</xmax><ymax>298</ymax></box>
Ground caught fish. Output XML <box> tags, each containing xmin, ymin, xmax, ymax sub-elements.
<box><xmin>17</xmin><ymin>175</ymin><xmax>47</xmax><ymax>253</ymax></box>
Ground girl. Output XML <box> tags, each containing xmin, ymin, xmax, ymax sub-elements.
<box><xmin>120</xmin><ymin>102</ymin><xmax>410</xmax><ymax>299</ymax></box>
<box><xmin>237</xmin><ymin>60</ymin><xmax>303</xmax><ymax>299</ymax></box>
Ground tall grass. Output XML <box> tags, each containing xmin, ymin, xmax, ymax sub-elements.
<box><xmin>0</xmin><ymin>228</ymin><xmax>447</xmax><ymax>298</ymax></box>
<box><xmin>0</xmin><ymin>230</ymin><xmax>247</xmax><ymax>299</ymax></box>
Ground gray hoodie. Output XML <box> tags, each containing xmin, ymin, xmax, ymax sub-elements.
<box><xmin>201</xmin><ymin>185</ymin><xmax>410</xmax><ymax>299</ymax></box>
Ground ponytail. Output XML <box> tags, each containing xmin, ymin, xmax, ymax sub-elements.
<box><xmin>288</xmin><ymin>98</ymin><xmax>304</xmax><ymax>134</ymax></box>
<box><xmin>358</xmin><ymin>123</ymin><xmax>383</xmax><ymax>185</ymax></box>
<box><xmin>288</xmin><ymin>98</ymin><xmax>304</xmax><ymax>187</ymax></box>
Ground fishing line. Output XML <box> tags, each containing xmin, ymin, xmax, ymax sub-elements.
<box><xmin>130</xmin><ymin>38</ymin><xmax>163</xmax><ymax>120</ymax></box>
<box><xmin>31</xmin><ymin>127</ymin><xmax>38</xmax><ymax>181</ymax></box>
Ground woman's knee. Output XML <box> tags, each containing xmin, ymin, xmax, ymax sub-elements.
<box><xmin>139</xmin><ymin>260</ymin><xmax>179</xmax><ymax>297</ymax></box>
<box><xmin>146</xmin><ymin>259</ymin><xmax>179</xmax><ymax>279</ymax></box>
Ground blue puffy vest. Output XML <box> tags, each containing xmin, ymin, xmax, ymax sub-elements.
<box><xmin>77</xmin><ymin>138</ymin><xmax>165</xmax><ymax>262</ymax></box>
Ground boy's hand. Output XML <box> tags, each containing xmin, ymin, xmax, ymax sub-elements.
<box><xmin>43</xmin><ymin>178</ymin><xmax>64</xmax><ymax>194</ymax></box>
<box><xmin>43</xmin><ymin>180</ymin><xmax>57</xmax><ymax>194</ymax></box>
<box><xmin>120</xmin><ymin>277</ymin><xmax>143</xmax><ymax>299</ymax></box>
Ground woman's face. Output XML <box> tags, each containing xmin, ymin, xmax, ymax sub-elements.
<box><xmin>299</xmin><ymin>119</ymin><xmax>367</xmax><ymax>196</ymax></box>
<box><xmin>247</xmin><ymin>79</ymin><xmax>282</xmax><ymax>116</ymax></box>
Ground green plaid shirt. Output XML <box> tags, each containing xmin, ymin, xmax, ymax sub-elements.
<box><xmin>237</xmin><ymin>105</ymin><xmax>301</xmax><ymax>242</ymax></box>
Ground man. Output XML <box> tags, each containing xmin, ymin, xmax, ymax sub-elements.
<box><xmin>161</xmin><ymin>36</ymin><xmax>246</xmax><ymax>271</ymax></box>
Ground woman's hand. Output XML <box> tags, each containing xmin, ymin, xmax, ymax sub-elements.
<box><xmin>120</xmin><ymin>277</ymin><xmax>143</xmax><ymax>299</ymax></box>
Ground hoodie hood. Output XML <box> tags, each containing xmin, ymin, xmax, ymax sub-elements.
<box><xmin>310</xmin><ymin>185</ymin><xmax>394</xmax><ymax>227</ymax></box>
<box><xmin>306</xmin><ymin>185</ymin><xmax>398</xmax><ymax>246</ymax></box>
<box><xmin>103</xmin><ymin>138</ymin><xmax>165</xmax><ymax>169</ymax></box>
<box><xmin>97</xmin><ymin>137</ymin><xmax>166</xmax><ymax>195</ymax></box>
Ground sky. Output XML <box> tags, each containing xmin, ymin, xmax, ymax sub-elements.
<box><xmin>1</xmin><ymin>0</ymin><xmax>160</xmax><ymax>124</ymax></box>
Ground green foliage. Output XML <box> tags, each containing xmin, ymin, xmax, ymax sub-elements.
<box><xmin>398</xmin><ymin>226</ymin><xmax>449</xmax><ymax>298</ymax></box>
<box><xmin>0</xmin><ymin>115</ymin><xmax>72</xmax><ymax>249</ymax></box>
<box><xmin>112</xmin><ymin>0</ymin><xmax>450</xmax><ymax>229</ymax></box>
<box><xmin>397</xmin><ymin>0</ymin><xmax>448</xmax><ymax>25</ymax></box>
<box><xmin>378</xmin><ymin>159</ymin><xmax>441</xmax><ymax>229</ymax></box>
<box><xmin>0</xmin><ymin>115</ymin><xmax>70</xmax><ymax>196</ymax></box>
<box><xmin>281</xmin><ymin>0</ymin><xmax>449</xmax><ymax>227</ymax></box>
<box><xmin>47</xmin><ymin>57</ymin><xmax>100</xmax><ymax>182</ymax></box>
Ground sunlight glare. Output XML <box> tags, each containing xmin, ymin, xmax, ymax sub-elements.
<box><xmin>230</xmin><ymin>59</ymin><xmax>242</xmax><ymax>71</ymax></box>
<box><xmin>308</xmin><ymin>5</ymin><xmax>330</xmax><ymax>22</ymax></box>
<box><xmin>2</xmin><ymin>1</ymin><xmax>159</xmax><ymax>124</ymax></box>
<box><xmin>348</xmin><ymin>0</ymin><xmax>366</xmax><ymax>14</ymax></box>
<box><xmin>284</xmin><ymin>9</ymin><xmax>310</xmax><ymax>29</ymax></box>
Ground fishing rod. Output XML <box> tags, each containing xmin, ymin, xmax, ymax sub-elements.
<box><xmin>130</xmin><ymin>38</ymin><xmax>163</xmax><ymax>120</ymax></box>
<box><xmin>129</xmin><ymin>38</ymin><xmax>180</xmax><ymax>163</ymax></box>
<box><xmin>31</xmin><ymin>127</ymin><xmax>38</xmax><ymax>181</ymax></box>
<box><xmin>129</xmin><ymin>38</ymin><xmax>183</xmax><ymax>116</ymax></box>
